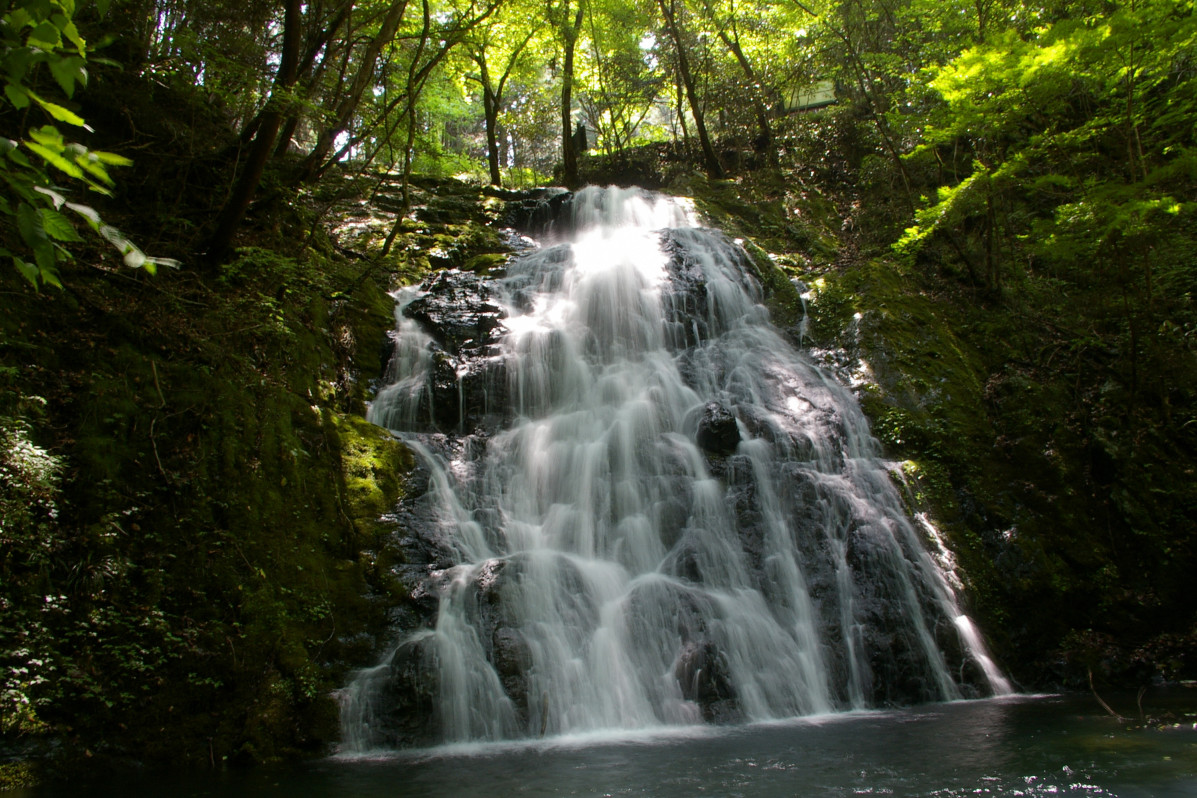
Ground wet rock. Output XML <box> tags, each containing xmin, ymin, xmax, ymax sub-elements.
<box><xmin>625</xmin><ymin>578</ymin><xmax>712</xmax><ymax>643</ymax></box>
<box><xmin>492</xmin><ymin>627</ymin><xmax>532</xmax><ymax>710</ymax></box>
<box><xmin>404</xmin><ymin>269</ymin><xmax>506</xmax><ymax>354</ymax></box>
<box><xmin>374</xmin><ymin>636</ymin><xmax>440</xmax><ymax>746</ymax></box>
<box><xmin>402</xmin><ymin>269</ymin><xmax>511</xmax><ymax>431</ymax></box>
<box><xmin>662</xmin><ymin>535</ymin><xmax>705</xmax><ymax>583</ymax></box>
<box><xmin>659</xmin><ymin>230</ymin><xmax>710</xmax><ymax>348</ymax></box>
<box><xmin>652</xmin><ymin>493</ymin><xmax>690</xmax><ymax>549</ymax></box>
<box><xmin>673</xmin><ymin>640</ymin><xmax>737</xmax><ymax>722</ymax></box>
<box><xmin>696</xmin><ymin>402</ymin><xmax>741</xmax><ymax>455</ymax></box>
<box><xmin>502</xmin><ymin>188</ymin><xmax>572</xmax><ymax>233</ymax></box>
<box><xmin>660</xmin><ymin>228</ymin><xmax>763</xmax><ymax>348</ymax></box>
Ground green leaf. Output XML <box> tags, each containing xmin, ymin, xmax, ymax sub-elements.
<box><xmin>33</xmin><ymin>236</ymin><xmax>55</xmax><ymax>272</ymax></box>
<box><xmin>73</xmin><ymin>149</ymin><xmax>116</xmax><ymax>185</ymax></box>
<box><xmin>28</xmin><ymin>125</ymin><xmax>64</xmax><ymax>148</ymax></box>
<box><xmin>40</xmin><ymin>208</ymin><xmax>82</xmax><ymax>242</ymax></box>
<box><xmin>29</xmin><ymin>21</ymin><xmax>63</xmax><ymax>48</ymax></box>
<box><xmin>91</xmin><ymin>150</ymin><xmax>133</xmax><ymax>167</ymax></box>
<box><xmin>6</xmin><ymin>147</ymin><xmax>32</xmax><ymax>168</ymax></box>
<box><xmin>25</xmin><ymin>140</ymin><xmax>85</xmax><ymax>180</ymax></box>
<box><xmin>13</xmin><ymin>257</ymin><xmax>41</xmax><ymax>289</ymax></box>
<box><xmin>60</xmin><ymin>19</ymin><xmax>86</xmax><ymax>54</ymax></box>
<box><xmin>16</xmin><ymin>202</ymin><xmax>44</xmax><ymax>247</ymax></box>
<box><xmin>16</xmin><ymin>201</ymin><xmax>56</xmax><ymax>275</ymax></box>
<box><xmin>40</xmin><ymin>263</ymin><xmax>63</xmax><ymax>289</ymax></box>
<box><xmin>7</xmin><ymin>9</ymin><xmax>33</xmax><ymax>29</ymax></box>
<box><xmin>5</xmin><ymin>84</ymin><xmax>31</xmax><ymax>110</ymax></box>
<box><xmin>48</xmin><ymin>56</ymin><xmax>87</xmax><ymax>97</ymax></box>
<box><xmin>30</xmin><ymin>92</ymin><xmax>88</xmax><ymax>127</ymax></box>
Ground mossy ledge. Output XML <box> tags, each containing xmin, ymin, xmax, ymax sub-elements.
<box><xmin>0</xmin><ymin>175</ymin><xmax>507</xmax><ymax>776</ymax></box>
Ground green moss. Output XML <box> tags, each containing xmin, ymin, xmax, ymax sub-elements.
<box><xmin>463</xmin><ymin>252</ymin><xmax>509</xmax><ymax>274</ymax></box>
<box><xmin>0</xmin><ymin>761</ymin><xmax>39</xmax><ymax>790</ymax></box>
<box><xmin>327</xmin><ymin>412</ymin><xmax>413</xmax><ymax>535</ymax></box>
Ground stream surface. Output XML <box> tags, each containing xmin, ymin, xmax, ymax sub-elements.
<box><xmin>34</xmin><ymin>692</ymin><xmax>1197</xmax><ymax>797</ymax></box>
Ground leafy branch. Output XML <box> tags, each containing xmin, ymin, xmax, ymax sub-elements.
<box><xmin>1</xmin><ymin>0</ymin><xmax>176</xmax><ymax>288</ymax></box>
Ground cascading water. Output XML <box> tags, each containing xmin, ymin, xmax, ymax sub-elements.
<box><xmin>341</xmin><ymin>186</ymin><xmax>1010</xmax><ymax>751</ymax></box>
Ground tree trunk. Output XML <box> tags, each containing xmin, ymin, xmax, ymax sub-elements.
<box><xmin>657</xmin><ymin>0</ymin><xmax>723</xmax><ymax>179</ymax></box>
<box><xmin>275</xmin><ymin>2</ymin><xmax>355</xmax><ymax>157</ymax></box>
<box><xmin>382</xmin><ymin>0</ymin><xmax>435</xmax><ymax>257</ymax></box>
<box><xmin>716</xmin><ymin>28</ymin><xmax>771</xmax><ymax>152</ymax></box>
<box><xmin>473</xmin><ymin>29</ymin><xmax>535</xmax><ymax>187</ymax></box>
<box><xmin>206</xmin><ymin>0</ymin><xmax>302</xmax><ymax>261</ymax></box>
<box><xmin>300</xmin><ymin>0</ymin><xmax>410</xmax><ymax>180</ymax></box>
<box><xmin>484</xmin><ymin>85</ymin><xmax>503</xmax><ymax>186</ymax></box>
<box><xmin>674</xmin><ymin>71</ymin><xmax>690</xmax><ymax>146</ymax></box>
<box><xmin>559</xmin><ymin>2</ymin><xmax>584</xmax><ymax>188</ymax></box>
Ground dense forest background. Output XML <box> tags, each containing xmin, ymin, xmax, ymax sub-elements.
<box><xmin>2</xmin><ymin>0</ymin><xmax>1195</xmax><ymax>781</ymax></box>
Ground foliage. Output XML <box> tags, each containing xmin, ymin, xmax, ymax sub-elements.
<box><xmin>0</xmin><ymin>408</ymin><xmax>63</xmax><ymax>736</ymax></box>
<box><xmin>0</xmin><ymin>159</ymin><xmax>518</xmax><ymax>769</ymax></box>
<box><xmin>0</xmin><ymin>0</ymin><xmax>172</xmax><ymax>288</ymax></box>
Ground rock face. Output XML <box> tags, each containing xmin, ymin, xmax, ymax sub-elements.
<box><xmin>674</xmin><ymin>641</ymin><xmax>738</xmax><ymax>722</ymax></box>
<box><xmin>660</xmin><ymin>227</ymin><xmax>765</xmax><ymax>347</ymax></box>
<box><xmin>501</xmin><ymin>188</ymin><xmax>572</xmax><ymax>233</ymax></box>
<box><xmin>404</xmin><ymin>270</ymin><xmax>506</xmax><ymax>354</ymax></box>
<box><xmin>696</xmin><ymin>402</ymin><xmax>741</xmax><ymax>455</ymax></box>
<box><xmin>400</xmin><ymin>269</ymin><xmax>510</xmax><ymax>432</ymax></box>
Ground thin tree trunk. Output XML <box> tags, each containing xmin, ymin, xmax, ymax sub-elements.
<box><xmin>718</xmin><ymin>29</ymin><xmax>771</xmax><ymax>151</ymax></box>
<box><xmin>276</xmin><ymin>2</ymin><xmax>355</xmax><ymax>156</ymax></box>
<box><xmin>311</xmin><ymin>0</ymin><xmax>496</xmax><ymax>180</ymax></box>
<box><xmin>674</xmin><ymin>71</ymin><xmax>690</xmax><ymax>147</ymax></box>
<box><xmin>382</xmin><ymin>0</ymin><xmax>434</xmax><ymax>257</ymax></box>
<box><xmin>484</xmin><ymin>84</ymin><xmax>503</xmax><ymax>185</ymax></box>
<box><xmin>472</xmin><ymin>29</ymin><xmax>535</xmax><ymax>187</ymax></box>
<box><xmin>301</xmin><ymin>0</ymin><xmax>410</xmax><ymax>180</ymax></box>
<box><xmin>791</xmin><ymin>0</ymin><xmax>913</xmax><ymax>208</ymax></box>
<box><xmin>657</xmin><ymin>0</ymin><xmax>723</xmax><ymax>179</ymax></box>
<box><xmin>559</xmin><ymin>1</ymin><xmax>584</xmax><ymax>188</ymax></box>
<box><xmin>700</xmin><ymin>0</ymin><xmax>771</xmax><ymax>152</ymax></box>
<box><xmin>206</xmin><ymin>0</ymin><xmax>302</xmax><ymax>261</ymax></box>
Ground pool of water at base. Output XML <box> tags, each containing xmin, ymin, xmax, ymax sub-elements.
<box><xmin>28</xmin><ymin>692</ymin><xmax>1197</xmax><ymax>797</ymax></box>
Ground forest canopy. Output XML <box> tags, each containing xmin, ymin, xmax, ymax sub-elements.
<box><xmin>2</xmin><ymin>0</ymin><xmax>1193</xmax><ymax>278</ymax></box>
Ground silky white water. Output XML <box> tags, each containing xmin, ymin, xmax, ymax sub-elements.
<box><xmin>344</xmin><ymin>186</ymin><xmax>1010</xmax><ymax>749</ymax></box>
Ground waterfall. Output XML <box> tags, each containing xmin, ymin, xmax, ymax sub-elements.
<box><xmin>342</xmin><ymin>186</ymin><xmax>1010</xmax><ymax>750</ymax></box>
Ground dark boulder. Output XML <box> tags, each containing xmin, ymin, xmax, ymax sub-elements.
<box><xmin>401</xmin><ymin>269</ymin><xmax>511</xmax><ymax>431</ymax></box>
<box><xmin>696</xmin><ymin>402</ymin><xmax>741</xmax><ymax>456</ymax></box>
<box><xmin>404</xmin><ymin>269</ymin><xmax>506</xmax><ymax>354</ymax></box>
<box><xmin>673</xmin><ymin>640</ymin><xmax>738</xmax><ymax>722</ymax></box>
<box><xmin>372</xmin><ymin>636</ymin><xmax>440</xmax><ymax>746</ymax></box>
<box><xmin>492</xmin><ymin>627</ymin><xmax>533</xmax><ymax>713</ymax></box>
<box><xmin>502</xmin><ymin>188</ymin><xmax>572</xmax><ymax>234</ymax></box>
